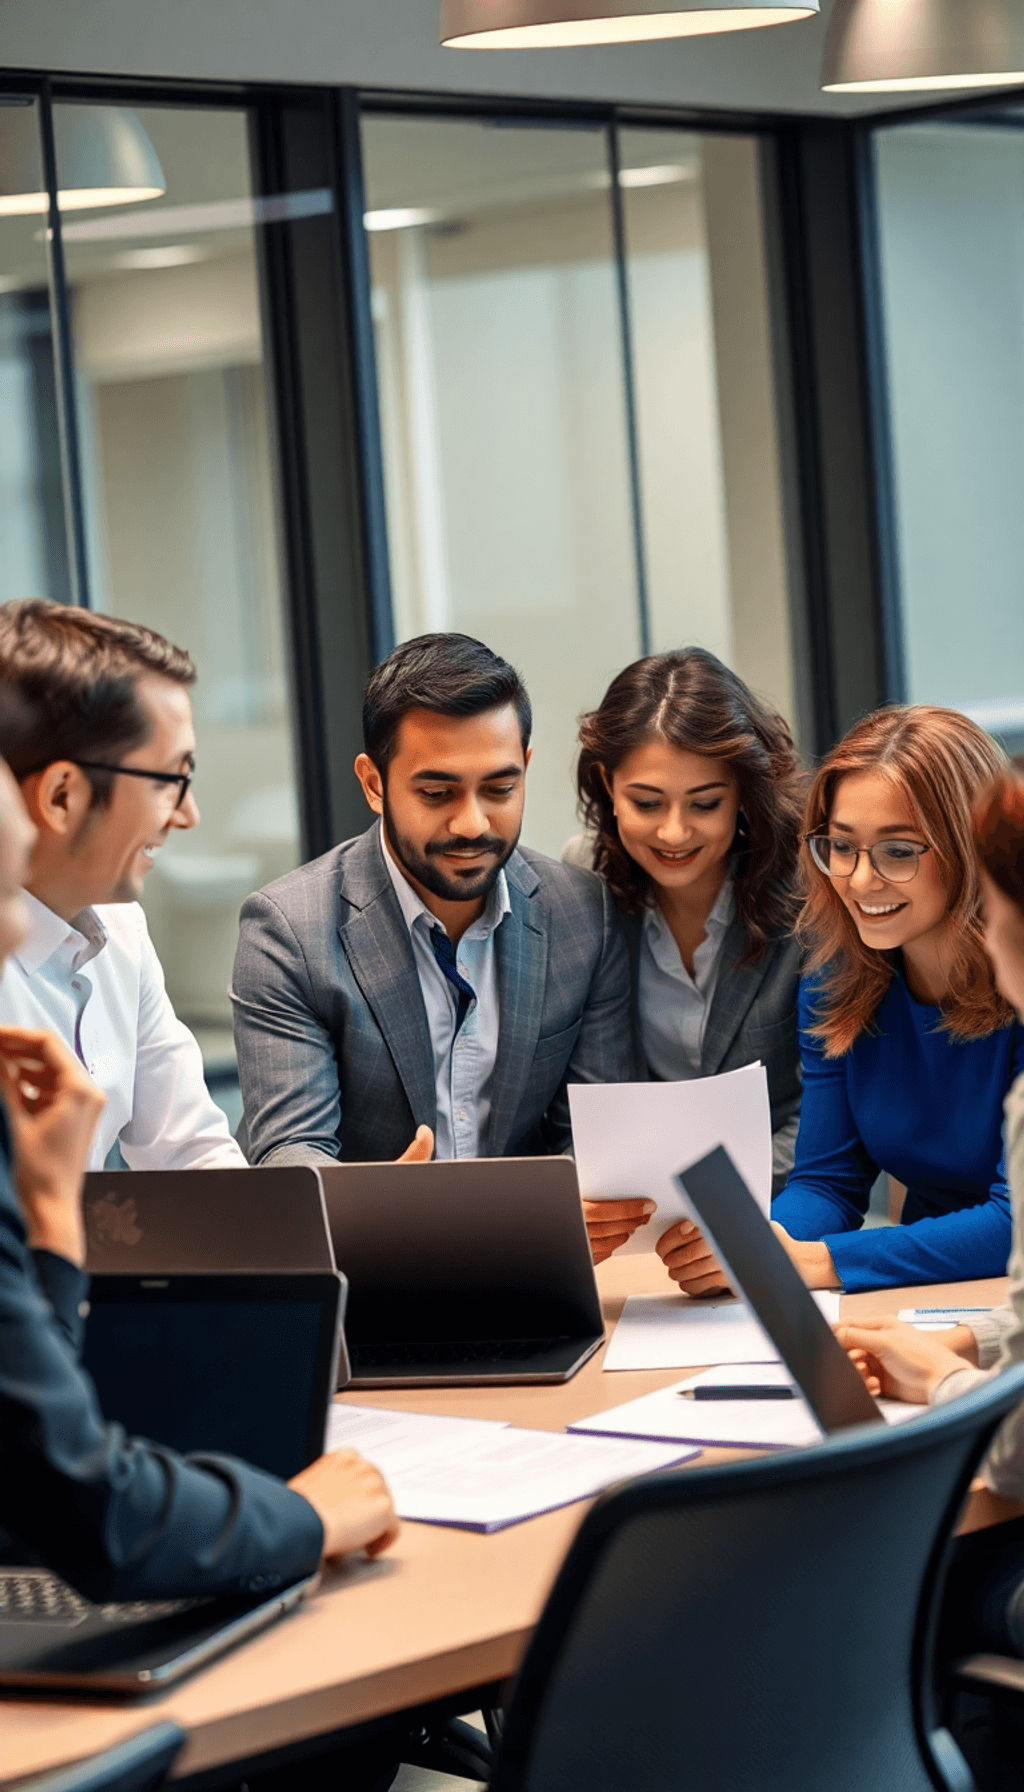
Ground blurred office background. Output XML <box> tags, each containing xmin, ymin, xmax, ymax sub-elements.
<box><xmin>0</xmin><ymin>69</ymin><xmax>1021</xmax><ymax>1127</ymax></box>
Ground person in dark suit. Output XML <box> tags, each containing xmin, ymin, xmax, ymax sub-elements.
<box><xmin>569</xmin><ymin>648</ymin><xmax>806</xmax><ymax>1277</ymax></box>
<box><xmin>0</xmin><ymin>739</ymin><xmax>400</xmax><ymax>1606</ymax></box>
<box><xmin>232</xmin><ymin>634</ymin><xmax>633</xmax><ymax>1167</ymax></box>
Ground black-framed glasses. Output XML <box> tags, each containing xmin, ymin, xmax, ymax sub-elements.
<box><xmin>806</xmin><ymin>834</ymin><xmax>932</xmax><ymax>885</ymax></box>
<box><xmin>73</xmin><ymin>761</ymin><xmax>194</xmax><ymax>810</ymax></box>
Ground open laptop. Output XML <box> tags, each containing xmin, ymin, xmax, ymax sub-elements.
<box><xmin>320</xmin><ymin>1157</ymin><xmax>605</xmax><ymax>1387</ymax></box>
<box><xmin>675</xmin><ymin>1147</ymin><xmax>883</xmax><ymax>1433</ymax></box>
<box><xmin>83</xmin><ymin>1165</ymin><xmax>335</xmax><ymax>1275</ymax></box>
<box><xmin>0</xmin><ymin>1270</ymin><xmax>343</xmax><ymax>1693</ymax></box>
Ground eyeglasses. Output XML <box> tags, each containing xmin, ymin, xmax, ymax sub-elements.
<box><xmin>73</xmin><ymin>761</ymin><xmax>195</xmax><ymax>810</ymax></box>
<box><xmin>805</xmin><ymin>834</ymin><xmax>932</xmax><ymax>885</ymax></box>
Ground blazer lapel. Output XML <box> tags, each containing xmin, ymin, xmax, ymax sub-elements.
<box><xmin>700</xmin><ymin>915</ymin><xmax>774</xmax><ymax>1077</ymax></box>
<box><xmin>485</xmin><ymin>857</ymin><xmax>547</xmax><ymax>1157</ymax></box>
<box><xmin>336</xmin><ymin>830</ymin><xmax>437</xmax><ymax>1132</ymax></box>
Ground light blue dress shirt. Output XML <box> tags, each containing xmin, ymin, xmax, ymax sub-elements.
<box><xmin>638</xmin><ymin>878</ymin><xmax>735</xmax><ymax>1080</ymax></box>
<box><xmin>382</xmin><ymin>834</ymin><xmax>511</xmax><ymax>1159</ymax></box>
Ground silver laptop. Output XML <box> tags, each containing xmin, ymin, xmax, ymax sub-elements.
<box><xmin>675</xmin><ymin>1147</ymin><xmax>883</xmax><ymax>1433</ymax></box>
<box><xmin>320</xmin><ymin>1156</ymin><xmax>605</xmax><ymax>1387</ymax></box>
<box><xmin>83</xmin><ymin>1165</ymin><xmax>335</xmax><ymax>1274</ymax></box>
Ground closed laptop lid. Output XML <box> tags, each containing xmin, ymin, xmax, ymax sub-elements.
<box><xmin>83</xmin><ymin>1167</ymin><xmax>335</xmax><ymax>1274</ymax></box>
<box><xmin>675</xmin><ymin>1148</ymin><xmax>881</xmax><ymax>1434</ymax></box>
<box><xmin>320</xmin><ymin>1157</ymin><xmax>602</xmax><ymax>1348</ymax></box>
<box><xmin>81</xmin><ymin>1271</ymin><xmax>346</xmax><ymax>1478</ymax></box>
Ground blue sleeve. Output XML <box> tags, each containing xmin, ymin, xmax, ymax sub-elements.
<box><xmin>823</xmin><ymin>1187</ymin><xmax>1012</xmax><ymax>1293</ymax></box>
<box><xmin>0</xmin><ymin>1167</ymin><xmax>323</xmax><ymax>1603</ymax></box>
<box><xmin>771</xmin><ymin>978</ymin><xmax>878</xmax><ymax>1241</ymax></box>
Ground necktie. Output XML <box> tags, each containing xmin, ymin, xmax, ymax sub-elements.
<box><xmin>429</xmin><ymin>925</ymin><xmax>476</xmax><ymax>1038</ymax></box>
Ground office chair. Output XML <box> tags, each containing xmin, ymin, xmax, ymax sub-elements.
<box><xmin>488</xmin><ymin>1363</ymin><xmax>1024</xmax><ymax>1792</ymax></box>
<box><xmin>13</xmin><ymin>1723</ymin><xmax>185</xmax><ymax>1792</ymax></box>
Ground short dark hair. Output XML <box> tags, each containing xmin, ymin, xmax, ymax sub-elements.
<box><xmin>0</xmin><ymin>600</ymin><xmax>195</xmax><ymax>807</ymax></box>
<box><xmin>363</xmin><ymin>633</ymin><xmax>531</xmax><ymax>775</ymax></box>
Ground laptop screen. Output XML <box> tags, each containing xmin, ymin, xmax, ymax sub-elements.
<box><xmin>82</xmin><ymin>1274</ymin><xmax>342</xmax><ymax>1480</ymax></box>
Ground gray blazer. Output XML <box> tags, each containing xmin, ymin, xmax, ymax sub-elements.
<box><xmin>231</xmin><ymin>825</ymin><xmax>633</xmax><ymax>1166</ymax></box>
<box><xmin>620</xmin><ymin>909</ymin><xmax>803</xmax><ymax>1193</ymax></box>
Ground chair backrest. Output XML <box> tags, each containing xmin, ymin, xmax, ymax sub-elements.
<box><xmin>491</xmin><ymin>1364</ymin><xmax>1024</xmax><ymax>1792</ymax></box>
<box><xmin>15</xmin><ymin>1723</ymin><xmax>185</xmax><ymax>1792</ymax></box>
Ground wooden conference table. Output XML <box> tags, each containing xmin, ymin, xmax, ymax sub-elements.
<box><xmin>2</xmin><ymin>1256</ymin><xmax>1016</xmax><ymax>1787</ymax></box>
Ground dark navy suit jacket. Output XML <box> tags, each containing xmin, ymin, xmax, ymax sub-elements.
<box><xmin>0</xmin><ymin>1113</ymin><xmax>322</xmax><ymax>1601</ymax></box>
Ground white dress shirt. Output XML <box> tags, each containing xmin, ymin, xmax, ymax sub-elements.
<box><xmin>638</xmin><ymin>879</ymin><xmax>735</xmax><ymax>1081</ymax></box>
<box><xmin>382</xmin><ymin>834</ymin><xmax>510</xmax><ymax>1159</ymax></box>
<box><xmin>0</xmin><ymin>893</ymin><xmax>245</xmax><ymax>1172</ymax></box>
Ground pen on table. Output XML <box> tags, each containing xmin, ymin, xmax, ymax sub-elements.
<box><xmin>681</xmin><ymin>1386</ymin><xmax>797</xmax><ymax>1402</ymax></box>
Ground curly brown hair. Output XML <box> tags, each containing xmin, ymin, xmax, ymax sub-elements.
<box><xmin>576</xmin><ymin>649</ymin><xmax>806</xmax><ymax>964</ymax></box>
<box><xmin>798</xmin><ymin>705</ymin><xmax>1012</xmax><ymax>1057</ymax></box>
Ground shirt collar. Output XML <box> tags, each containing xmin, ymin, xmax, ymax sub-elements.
<box><xmin>381</xmin><ymin>828</ymin><xmax>511</xmax><ymax>944</ymax></box>
<box><xmin>13</xmin><ymin>892</ymin><xmax>108</xmax><ymax>977</ymax></box>
<box><xmin>644</xmin><ymin>875</ymin><xmax>735</xmax><ymax>944</ymax></box>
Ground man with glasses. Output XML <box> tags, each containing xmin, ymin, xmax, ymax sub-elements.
<box><xmin>0</xmin><ymin>600</ymin><xmax>246</xmax><ymax>1170</ymax></box>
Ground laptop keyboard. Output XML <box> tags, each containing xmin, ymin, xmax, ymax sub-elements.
<box><xmin>350</xmin><ymin>1336</ymin><xmax>571</xmax><ymax>1369</ymax></box>
<box><xmin>0</xmin><ymin>1569</ymin><xmax>199</xmax><ymax>1627</ymax></box>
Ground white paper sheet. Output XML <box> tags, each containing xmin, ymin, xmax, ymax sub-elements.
<box><xmin>898</xmin><ymin>1307</ymin><xmax>993</xmax><ymax>1332</ymax></box>
<box><xmin>326</xmin><ymin>1404</ymin><xmax>698</xmax><ymax>1531</ymax></box>
<box><xmin>569</xmin><ymin>1064</ymin><xmax>772</xmax><ymax>1254</ymax></box>
<box><xmin>571</xmin><ymin>1367</ymin><xmax>925</xmax><ymax>1453</ymax></box>
<box><xmin>602</xmin><ymin>1289</ymin><xmax>842</xmax><ymax>1372</ymax></box>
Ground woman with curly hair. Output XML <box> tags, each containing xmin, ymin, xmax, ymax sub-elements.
<box><xmin>758</xmin><ymin>705</ymin><xmax>1024</xmax><ymax>1297</ymax></box>
<box><xmin>573</xmin><ymin>648</ymin><xmax>806</xmax><ymax>1267</ymax></box>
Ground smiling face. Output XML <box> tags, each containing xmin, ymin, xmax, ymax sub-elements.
<box><xmin>825</xmin><ymin>769</ymin><xmax>950</xmax><ymax>958</ymax></box>
<box><xmin>355</xmin><ymin>704</ymin><xmax>529</xmax><ymax>908</ymax></box>
<box><xmin>605</xmin><ymin>740</ymin><xmax>740</xmax><ymax>900</ymax></box>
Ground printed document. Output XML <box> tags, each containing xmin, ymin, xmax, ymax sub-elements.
<box><xmin>326</xmin><ymin>1403</ymin><xmax>698</xmax><ymax>1531</ymax></box>
<box><xmin>603</xmin><ymin>1289</ymin><xmax>843</xmax><ymax>1372</ymax></box>
<box><xmin>569</xmin><ymin>1064</ymin><xmax>772</xmax><ymax>1254</ymax></box>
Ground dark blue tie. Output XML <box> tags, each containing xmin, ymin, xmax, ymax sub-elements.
<box><xmin>429</xmin><ymin>925</ymin><xmax>476</xmax><ymax>1038</ymax></box>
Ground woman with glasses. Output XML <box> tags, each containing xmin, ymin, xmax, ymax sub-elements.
<box><xmin>763</xmin><ymin>704</ymin><xmax>1022</xmax><ymax>1295</ymax></box>
<box><xmin>571</xmin><ymin>648</ymin><xmax>806</xmax><ymax>1268</ymax></box>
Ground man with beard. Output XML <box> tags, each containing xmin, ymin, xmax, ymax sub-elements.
<box><xmin>232</xmin><ymin>633</ymin><xmax>631</xmax><ymax>1164</ymax></box>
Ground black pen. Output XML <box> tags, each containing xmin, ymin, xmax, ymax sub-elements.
<box><xmin>682</xmin><ymin>1386</ymin><xmax>797</xmax><ymax>1402</ymax></box>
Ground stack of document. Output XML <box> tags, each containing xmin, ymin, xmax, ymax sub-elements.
<box><xmin>326</xmin><ymin>1404</ymin><xmax>699</xmax><ymax>1532</ymax></box>
<box><xmin>570</xmin><ymin>1364</ymin><xmax>925</xmax><ymax>1452</ymax></box>
<box><xmin>603</xmin><ymin>1290</ymin><xmax>842</xmax><ymax>1372</ymax></box>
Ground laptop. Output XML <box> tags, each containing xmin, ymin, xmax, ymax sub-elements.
<box><xmin>320</xmin><ymin>1157</ymin><xmax>605</xmax><ymax>1387</ymax></box>
<box><xmin>674</xmin><ymin>1147</ymin><xmax>883</xmax><ymax>1433</ymax></box>
<box><xmin>83</xmin><ymin>1165</ymin><xmax>336</xmax><ymax>1275</ymax></box>
<box><xmin>0</xmin><ymin>1270</ymin><xmax>343</xmax><ymax>1693</ymax></box>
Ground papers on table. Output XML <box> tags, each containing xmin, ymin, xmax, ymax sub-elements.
<box><xmin>603</xmin><ymin>1289</ymin><xmax>843</xmax><ymax>1372</ymax></box>
<box><xmin>898</xmin><ymin>1306</ymin><xmax>993</xmax><ymax>1332</ymax></box>
<box><xmin>326</xmin><ymin>1404</ymin><xmax>698</xmax><ymax>1532</ymax></box>
<box><xmin>569</xmin><ymin>1063</ymin><xmax>772</xmax><ymax>1254</ymax></box>
<box><xmin>572</xmin><ymin>1363</ymin><xmax>926</xmax><ymax>1453</ymax></box>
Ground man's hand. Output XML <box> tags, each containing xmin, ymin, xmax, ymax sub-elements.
<box><xmin>397</xmin><ymin>1125</ymin><xmax>434</xmax><ymax>1164</ymax></box>
<box><xmin>656</xmin><ymin>1219</ymin><xmax>732</xmax><ymax>1297</ymax></box>
<box><xmin>833</xmin><ymin>1318</ymin><xmax>976</xmax><ymax>1405</ymax></box>
<box><xmin>0</xmin><ymin>1027</ymin><xmax>105</xmax><ymax>1268</ymax></box>
<box><xmin>289</xmin><ymin>1449</ymin><xmax>401</xmax><ymax>1561</ymax></box>
<box><xmin>582</xmin><ymin>1198</ymin><xmax>656</xmax><ymax>1265</ymax></box>
<box><xmin>770</xmin><ymin>1222</ymin><xmax>841</xmax><ymax>1289</ymax></box>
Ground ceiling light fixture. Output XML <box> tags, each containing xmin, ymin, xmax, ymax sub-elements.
<box><xmin>440</xmin><ymin>0</ymin><xmax>816</xmax><ymax>51</ymax></box>
<box><xmin>363</xmin><ymin>207</ymin><xmax>439</xmax><ymax>231</ymax></box>
<box><xmin>0</xmin><ymin>105</ymin><xmax>165</xmax><ymax>217</ymax></box>
<box><xmin>822</xmin><ymin>0</ymin><xmax>1024</xmax><ymax>92</ymax></box>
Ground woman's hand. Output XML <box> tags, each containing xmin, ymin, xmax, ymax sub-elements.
<box><xmin>833</xmin><ymin>1318</ymin><xmax>974</xmax><ymax>1404</ymax></box>
<box><xmin>770</xmin><ymin>1222</ymin><xmax>841</xmax><ymax>1289</ymax></box>
<box><xmin>656</xmin><ymin>1219</ymin><xmax>732</xmax><ymax>1297</ymax></box>
<box><xmin>0</xmin><ymin>1027</ymin><xmax>105</xmax><ymax>1267</ymax></box>
<box><xmin>582</xmin><ymin>1198</ymin><xmax>656</xmax><ymax>1265</ymax></box>
<box><xmin>289</xmin><ymin>1449</ymin><xmax>401</xmax><ymax>1561</ymax></box>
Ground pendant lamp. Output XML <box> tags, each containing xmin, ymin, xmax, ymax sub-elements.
<box><xmin>0</xmin><ymin>104</ymin><xmax>165</xmax><ymax>217</ymax></box>
<box><xmin>440</xmin><ymin>0</ymin><xmax>817</xmax><ymax>51</ymax></box>
<box><xmin>823</xmin><ymin>0</ymin><xmax>1024</xmax><ymax>92</ymax></box>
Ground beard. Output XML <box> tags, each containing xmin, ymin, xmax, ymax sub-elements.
<box><xmin>382</xmin><ymin>796</ymin><xmax>518</xmax><ymax>905</ymax></box>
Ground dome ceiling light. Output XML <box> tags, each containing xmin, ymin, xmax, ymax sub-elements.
<box><xmin>823</xmin><ymin>0</ymin><xmax>1024</xmax><ymax>92</ymax></box>
<box><xmin>0</xmin><ymin>104</ymin><xmax>165</xmax><ymax>217</ymax></box>
<box><xmin>440</xmin><ymin>0</ymin><xmax>817</xmax><ymax>51</ymax></box>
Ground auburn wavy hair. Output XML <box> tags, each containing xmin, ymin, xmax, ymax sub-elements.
<box><xmin>975</xmin><ymin>762</ymin><xmax>1024</xmax><ymax>913</ymax></box>
<box><xmin>798</xmin><ymin>706</ymin><xmax>1012</xmax><ymax>1057</ymax></box>
<box><xmin>576</xmin><ymin>649</ymin><xmax>806</xmax><ymax>964</ymax></box>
